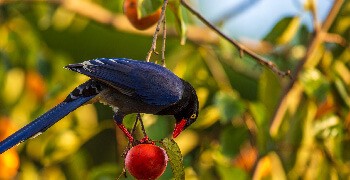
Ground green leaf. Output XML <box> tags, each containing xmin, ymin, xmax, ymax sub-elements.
<box><xmin>87</xmin><ymin>163</ymin><xmax>120</xmax><ymax>180</ymax></box>
<box><xmin>249</xmin><ymin>102</ymin><xmax>268</xmax><ymax>151</ymax></box>
<box><xmin>264</xmin><ymin>16</ymin><xmax>300</xmax><ymax>44</ymax></box>
<box><xmin>137</xmin><ymin>0</ymin><xmax>163</xmax><ymax>19</ymax></box>
<box><xmin>249</xmin><ymin>102</ymin><xmax>266</xmax><ymax>127</ymax></box>
<box><xmin>123</xmin><ymin>114</ymin><xmax>138</xmax><ymax>129</ymax></box>
<box><xmin>313</xmin><ymin>114</ymin><xmax>340</xmax><ymax>140</ymax></box>
<box><xmin>214</xmin><ymin>91</ymin><xmax>245</xmax><ymax>124</ymax></box>
<box><xmin>160</xmin><ymin>138</ymin><xmax>185</xmax><ymax>180</ymax></box>
<box><xmin>220</xmin><ymin>126</ymin><xmax>248</xmax><ymax>157</ymax></box>
<box><xmin>258</xmin><ymin>69</ymin><xmax>282</xmax><ymax>120</ymax></box>
<box><xmin>146</xmin><ymin>116</ymin><xmax>169</xmax><ymax>140</ymax></box>
<box><xmin>216</xmin><ymin>165</ymin><xmax>248</xmax><ymax>180</ymax></box>
<box><xmin>191</xmin><ymin>106</ymin><xmax>220</xmax><ymax>129</ymax></box>
<box><xmin>334</xmin><ymin>77</ymin><xmax>350</xmax><ymax>108</ymax></box>
<box><xmin>300</xmin><ymin>68</ymin><xmax>330</xmax><ymax>102</ymax></box>
<box><xmin>169</xmin><ymin>0</ymin><xmax>187</xmax><ymax>45</ymax></box>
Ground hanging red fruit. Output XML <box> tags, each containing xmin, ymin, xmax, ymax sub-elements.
<box><xmin>125</xmin><ymin>143</ymin><xmax>168</xmax><ymax>179</ymax></box>
<box><xmin>123</xmin><ymin>0</ymin><xmax>161</xmax><ymax>30</ymax></box>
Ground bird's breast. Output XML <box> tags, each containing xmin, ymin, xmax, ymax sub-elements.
<box><xmin>97</xmin><ymin>87</ymin><xmax>167</xmax><ymax>115</ymax></box>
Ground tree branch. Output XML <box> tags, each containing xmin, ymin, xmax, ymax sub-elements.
<box><xmin>180</xmin><ymin>0</ymin><xmax>291</xmax><ymax>78</ymax></box>
<box><xmin>0</xmin><ymin>0</ymin><xmax>219</xmax><ymax>44</ymax></box>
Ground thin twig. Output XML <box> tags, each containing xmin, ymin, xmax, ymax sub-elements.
<box><xmin>137</xmin><ymin>114</ymin><xmax>148</xmax><ymax>138</ymax></box>
<box><xmin>161</xmin><ymin>13</ymin><xmax>167</xmax><ymax>67</ymax></box>
<box><xmin>180</xmin><ymin>0</ymin><xmax>291</xmax><ymax>78</ymax></box>
<box><xmin>120</xmin><ymin>113</ymin><xmax>140</xmax><ymax>152</ymax></box>
<box><xmin>145</xmin><ymin>0</ymin><xmax>168</xmax><ymax>62</ymax></box>
<box><xmin>269</xmin><ymin>0</ymin><xmax>344</xmax><ymax>136</ymax></box>
<box><xmin>131</xmin><ymin>114</ymin><xmax>139</xmax><ymax>136</ymax></box>
<box><xmin>323</xmin><ymin>32</ymin><xmax>348</xmax><ymax>47</ymax></box>
<box><xmin>117</xmin><ymin>167</ymin><xmax>127</xmax><ymax>180</ymax></box>
<box><xmin>200</xmin><ymin>46</ymin><xmax>234</xmax><ymax>91</ymax></box>
<box><xmin>308</xmin><ymin>0</ymin><xmax>321</xmax><ymax>33</ymax></box>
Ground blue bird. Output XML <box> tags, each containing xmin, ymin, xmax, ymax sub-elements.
<box><xmin>0</xmin><ymin>58</ymin><xmax>199</xmax><ymax>154</ymax></box>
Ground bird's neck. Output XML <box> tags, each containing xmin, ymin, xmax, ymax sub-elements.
<box><xmin>174</xmin><ymin>80</ymin><xmax>197</xmax><ymax>121</ymax></box>
<box><xmin>156</xmin><ymin>80</ymin><xmax>196</xmax><ymax>120</ymax></box>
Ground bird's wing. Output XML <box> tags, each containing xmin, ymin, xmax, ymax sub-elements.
<box><xmin>0</xmin><ymin>80</ymin><xmax>100</xmax><ymax>153</ymax></box>
<box><xmin>65</xmin><ymin>58</ymin><xmax>184</xmax><ymax>106</ymax></box>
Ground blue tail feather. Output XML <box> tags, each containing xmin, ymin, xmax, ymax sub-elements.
<box><xmin>0</xmin><ymin>95</ymin><xmax>95</xmax><ymax>154</ymax></box>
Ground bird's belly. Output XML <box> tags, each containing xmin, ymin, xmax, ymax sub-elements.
<box><xmin>97</xmin><ymin>88</ymin><xmax>165</xmax><ymax>114</ymax></box>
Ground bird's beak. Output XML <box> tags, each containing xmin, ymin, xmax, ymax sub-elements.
<box><xmin>172</xmin><ymin>119</ymin><xmax>187</xmax><ymax>138</ymax></box>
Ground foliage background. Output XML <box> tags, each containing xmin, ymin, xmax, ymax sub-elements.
<box><xmin>0</xmin><ymin>0</ymin><xmax>349</xmax><ymax>179</ymax></box>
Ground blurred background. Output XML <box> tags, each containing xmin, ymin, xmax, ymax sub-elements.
<box><xmin>0</xmin><ymin>0</ymin><xmax>349</xmax><ymax>179</ymax></box>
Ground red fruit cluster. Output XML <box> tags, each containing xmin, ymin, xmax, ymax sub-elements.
<box><xmin>123</xmin><ymin>0</ymin><xmax>161</xmax><ymax>30</ymax></box>
<box><xmin>125</xmin><ymin>143</ymin><xmax>168</xmax><ymax>179</ymax></box>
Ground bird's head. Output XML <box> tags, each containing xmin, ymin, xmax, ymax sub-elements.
<box><xmin>173</xmin><ymin>111</ymin><xmax>198</xmax><ymax>138</ymax></box>
<box><xmin>172</xmin><ymin>81</ymin><xmax>199</xmax><ymax>138</ymax></box>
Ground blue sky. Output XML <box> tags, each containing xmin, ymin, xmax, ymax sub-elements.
<box><xmin>198</xmin><ymin>0</ymin><xmax>334</xmax><ymax>40</ymax></box>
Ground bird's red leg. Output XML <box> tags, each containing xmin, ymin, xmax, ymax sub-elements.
<box><xmin>117</xmin><ymin>123</ymin><xmax>134</xmax><ymax>142</ymax></box>
<box><xmin>114</xmin><ymin>113</ymin><xmax>134</xmax><ymax>142</ymax></box>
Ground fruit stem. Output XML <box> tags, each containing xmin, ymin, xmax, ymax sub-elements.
<box><xmin>131</xmin><ymin>114</ymin><xmax>139</xmax><ymax>136</ymax></box>
<box><xmin>137</xmin><ymin>114</ymin><xmax>148</xmax><ymax>138</ymax></box>
<box><xmin>161</xmin><ymin>12</ymin><xmax>166</xmax><ymax>67</ymax></box>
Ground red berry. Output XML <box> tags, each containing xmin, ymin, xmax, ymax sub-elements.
<box><xmin>125</xmin><ymin>144</ymin><xmax>168</xmax><ymax>179</ymax></box>
<box><xmin>123</xmin><ymin>0</ymin><xmax>161</xmax><ymax>30</ymax></box>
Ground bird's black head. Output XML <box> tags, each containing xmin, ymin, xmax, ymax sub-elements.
<box><xmin>173</xmin><ymin>81</ymin><xmax>199</xmax><ymax>138</ymax></box>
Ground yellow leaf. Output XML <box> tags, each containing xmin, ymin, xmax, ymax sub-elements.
<box><xmin>74</xmin><ymin>104</ymin><xmax>98</xmax><ymax>137</ymax></box>
<box><xmin>3</xmin><ymin>68</ymin><xmax>25</xmax><ymax>104</ymax></box>
<box><xmin>277</xmin><ymin>17</ymin><xmax>300</xmax><ymax>45</ymax></box>
<box><xmin>192</xmin><ymin>106</ymin><xmax>220</xmax><ymax>129</ymax></box>
<box><xmin>253</xmin><ymin>152</ymin><xmax>286</xmax><ymax>180</ymax></box>
<box><xmin>174</xmin><ymin>130</ymin><xmax>199</xmax><ymax>155</ymax></box>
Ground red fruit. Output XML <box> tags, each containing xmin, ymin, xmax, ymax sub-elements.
<box><xmin>123</xmin><ymin>0</ymin><xmax>161</xmax><ymax>30</ymax></box>
<box><xmin>125</xmin><ymin>144</ymin><xmax>168</xmax><ymax>179</ymax></box>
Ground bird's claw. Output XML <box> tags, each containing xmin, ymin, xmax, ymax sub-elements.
<box><xmin>140</xmin><ymin>136</ymin><xmax>149</xmax><ymax>143</ymax></box>
<box><xmin>140</xmin><ymin>136</ymin><xmax>154</xmax><ymax>145</ymax></box>
<box><xmin>127</xmin><ymin>137</ymin><xmax>154</xmax><ymax>149</ymax></box>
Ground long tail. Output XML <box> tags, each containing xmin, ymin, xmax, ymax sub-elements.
<box><xmin>0</xmin><ymin>79</ymin><xmax>102</xmax><ymax>153</ymax></box>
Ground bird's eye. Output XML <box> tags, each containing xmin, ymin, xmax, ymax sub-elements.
<box><xmin>190</xmin><ymin>114</ymin><xmax>197</xmax><ymax>119</ymax></box>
